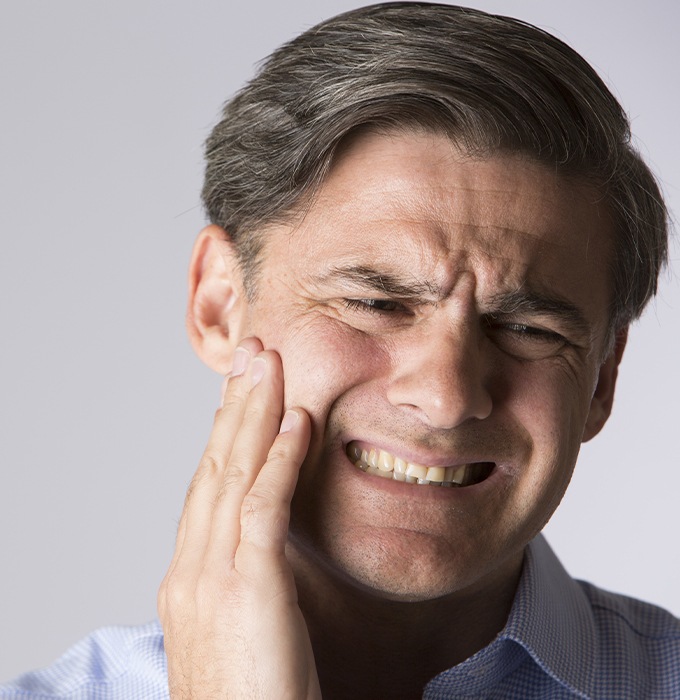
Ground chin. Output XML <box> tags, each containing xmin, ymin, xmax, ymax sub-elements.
<box><xmin>291</xmin><ymin>523</ymin><xmax>492</xmax><ymax>602</ymax></box>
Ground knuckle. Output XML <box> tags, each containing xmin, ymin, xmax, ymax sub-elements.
<box><xmin>160</xmin><ymin>574</ymin><xmax>194</xmax><ymax>614</ymax></box>
<box><xmin>240</xmin><ymin>490</ymin><xmax>289</xmax><ymax>536</ymax></box>
<box><xmin>185</xmin><ymin>453</ymin><xmax>222</xmax><ymax>500</ymax></box>
<box><xmin>192</xmin><ymin>573</ymin><xmax>220</xmax><ymax>607</ymax></box>
<box><xmin>240</xmin><ymin>492</ymin><xmax>270</xmax><ymax>525</ymax></box>
<box><xmin>199</xmin><ymin>452</ymin><xmax>223</xmax><ymax>479</ymax></box>
<box><xmin>213</xmin><ymin>463</ymin><xmax>247</xmax><ymax>505</ymax></box>
<box><xmin>159</xmin><ymin>576</ymin><xmax>230</xmax><ymax>631</ymax></box>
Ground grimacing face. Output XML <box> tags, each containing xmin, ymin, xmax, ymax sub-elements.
<box><xmin>189</xmin><ymin>130</ymin><xmax>624</xmax><ymax>602</ymax></box>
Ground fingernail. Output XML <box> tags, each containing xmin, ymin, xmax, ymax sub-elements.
<box><xmin>231</xmin><ymin>347</ymin><xmax>249</xmax><ymax>377</ymax></box>
<box><xmin>279</xmin><ymin>410</ymin><xmax>299</xmax><ymax>434</ymax></box>
<box><xmin>250</xmin><ymin>357</ymin><xmax>267</xmax><ymax>387</ymax></box>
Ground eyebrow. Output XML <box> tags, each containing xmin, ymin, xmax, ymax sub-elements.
<box><xmin>312</xmin><ymin>265</ymin><xmax>442</xmax><ymax>299</ymax></box>
<box><xmin>486</xmin><ymin>289</ymin><xmax>592</xmax><ymax>336</ymax></box>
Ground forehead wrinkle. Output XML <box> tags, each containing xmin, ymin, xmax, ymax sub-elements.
<box><xmin>388</xmin><ymin>185</ymin><xmax>566</xmax><ymax>258</ymax></box>
<box><xmin>297</xmin><ymin>188</ymin><xmax>455</xmax><ymax>278</ymax></box>
<box><xmin>309</xmin><ymin>170</ymin><xmax>558</xmax><ymax>261</ymax></box>
<box><xmin>299</xmin><ymin>194</ymin><xmax>575</xmax><ymax>305</ymax></box>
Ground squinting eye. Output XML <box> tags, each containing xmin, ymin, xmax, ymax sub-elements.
<box><xmin>502</xmin><ymin>323</ymin><xmax>565</xmax><ymax>343</ymax></box>
<box><xmin>485</xmin><ymin>320</ymin><xmax>569</xmax><ymax>361</ymax></box>
<box><xmin>343</xmin><ymin>298</ymin><xmax>405</xmax><ymax>314</ymax></box>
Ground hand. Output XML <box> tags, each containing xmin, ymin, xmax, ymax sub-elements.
<box><xmin>158</xmin><ymin>337</ymin><xmax>321</xmax><ymax>699</ymax></box>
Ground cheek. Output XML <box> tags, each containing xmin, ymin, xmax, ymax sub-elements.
<box><xmin>508</xmin><ymin>363</ymin><xmax>594</xmax><ymax>503</ymax></box>
<box><xmin>249</xmin><ymin>309</ymin><xmax>389</xmax><ymax>425</ymax></box>
<box><xmin>506</xmin><ymin>357</ymin><xmax>595</xmax><ymax>443</ymax></box>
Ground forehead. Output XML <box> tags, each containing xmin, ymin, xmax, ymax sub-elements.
<box><xmin>265</xmin><ymin>130</ymin><xmax>613</xmax><ymax>317</ymax></box>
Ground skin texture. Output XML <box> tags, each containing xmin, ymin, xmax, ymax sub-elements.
<box><xmin>159</xmin><ymin>130</ymin><xmax>626</xmax><ymax>699</ymax></box>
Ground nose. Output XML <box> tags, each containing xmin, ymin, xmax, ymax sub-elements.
<box><xmin>386</xmin><ymin>321</ymin><xmax>493</xmax><ymax>429</ymax></box>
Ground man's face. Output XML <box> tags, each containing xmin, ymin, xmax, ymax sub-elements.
<box><xmin>221</xmin><ymin>130</ymin><xmax>618</xmax><ymax>601</ymax></box>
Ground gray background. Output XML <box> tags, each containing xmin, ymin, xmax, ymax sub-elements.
<box><xmin>1</xmin><ymin>0</ymin><xmax>678</xmax><ymax>682</ymax></box>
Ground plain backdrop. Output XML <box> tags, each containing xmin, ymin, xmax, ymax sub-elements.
<box><xmin>1</xmin><ymin>0</ymin><xmax>678</xmax><ymax>682</ymax></box>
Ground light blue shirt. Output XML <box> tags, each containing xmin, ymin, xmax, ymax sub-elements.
<box><xmin>2</xmin><ymin>535</ymin><xmax>679</xmax><ymax>699</ymax></box>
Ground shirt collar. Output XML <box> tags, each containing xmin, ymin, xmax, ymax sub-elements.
<box><xmin>500</xmin><ymin>533</ymin><xmax>597</xmax><ymax>698</ymax></box>
<box><xmin>423</xmin><ymin>534</ymin><xmax>597</xmax><ymax>698</ymax></box>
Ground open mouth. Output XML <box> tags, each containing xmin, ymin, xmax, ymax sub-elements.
<box><xmin>346</xmin><ymin>442</ymin><xmax>494</xmax><ymax>487</ymax></box>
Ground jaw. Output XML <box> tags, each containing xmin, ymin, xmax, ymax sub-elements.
<box><xmin>288</xmin><ymin>504</ymin><xmax>526</xmax><ymax>601</ymax></box>
<box><xmin>288</xmin><ymin>423</ymin><xmax>581</xmax><ymax>605</ymax></box>
<box><xmin>289</xmin><ymin>449</ymin><xmax>524</xmax><ymax>602</ymax></box>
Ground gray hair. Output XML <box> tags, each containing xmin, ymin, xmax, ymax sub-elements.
<box><xmin>202</xmin><ymin>2</ymin><xmax>668</xmax><ymax>333</ymax></box>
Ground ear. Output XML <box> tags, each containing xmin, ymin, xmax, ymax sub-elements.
<box><xmin>186</xmin><ymin>225</ymin><xmax>248</xmax><ymax>375</ymax></box>
<box><xmin>582</xmin><ymin>328</ymin><xmax>628</xmax><ymax>442</ymax></box>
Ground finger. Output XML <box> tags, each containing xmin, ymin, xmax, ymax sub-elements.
<box><xmin>205</xmin><ymin>349</ymin><xmax>286</xmax><ymax>561</ymax></box>
<box><xmin>170</xmin><ymin>339</ymin><xmax>264</xmax><ymax>579</ymax></box>
<box><xmin>226</xmin><ymin>350</ymin><xmax>286</xmax><ymax>485</ymax></box>
<box><xmin>162</xmin><ymin>505</ymin><xmax>188</xmax><ymax>586</ymax></box>
<box><xmin>234</xmin><ymin>408</ymin><xmax>311</xmax><ymax>574</ymax></box>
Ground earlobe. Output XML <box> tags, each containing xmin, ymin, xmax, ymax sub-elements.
<box><xmin>582</xmin><ymin>328</ymin><xmax>628</xmax><ymax>442</ymax></box>
<box><xmin>186</xmin><ymin>225</ymin><xmax>247</xmax><ymax>374</ymax></box>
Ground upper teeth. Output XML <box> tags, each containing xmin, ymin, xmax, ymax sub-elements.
<box><xmin>347</xmin><ymin>443</ymin><xmax>471</xmax><ymax>487</ymax></box>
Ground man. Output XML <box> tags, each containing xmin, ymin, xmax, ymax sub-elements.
<box><xmin>2</xmin><ymin>3</ymin><xmax>678</xmax><ymax>698</ymax></box>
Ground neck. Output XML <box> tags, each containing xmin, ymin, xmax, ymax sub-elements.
<box><xmin>288</xmin><ymin>542</ymin><xmax>524</xmax><ymax>700</ymax></box>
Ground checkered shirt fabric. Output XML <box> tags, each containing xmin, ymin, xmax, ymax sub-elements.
<box><xmin>2</xmin><ymin>536</ymin><xmax>679</xmax><ymax>699</ymax></box>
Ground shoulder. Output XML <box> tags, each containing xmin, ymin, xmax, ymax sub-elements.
<box><xmin>580</xmin><ymin>579</ymin><xmax>680</xmax><ymax>639</ymax></box>
<box><xmin>577</xmin><ymin>580</ymin><xmax>680</xmax><ymax>696</ymax></box>
<box><xmin>0</xmin><ymin>621</ymin><xmax>167</xmax><ymax>700</ymax></box>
